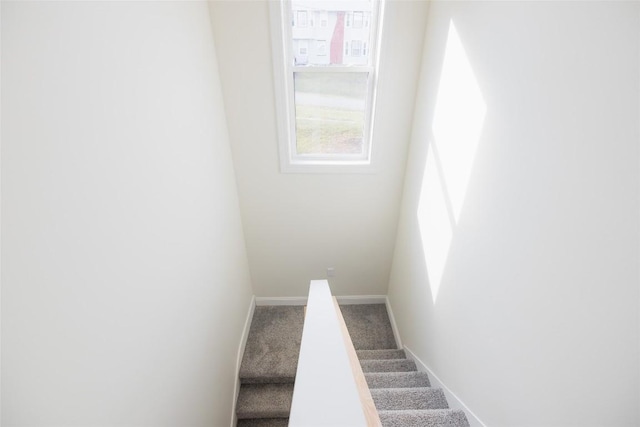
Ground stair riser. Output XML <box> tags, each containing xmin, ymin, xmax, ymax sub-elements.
<box><xmin>236</xmin><ymin>418</ymin><xmax>289</xmax><ymax>427</ymax></box>
<box><xmin>239</xmin><ymin>376</ymin><xmax>295</xmax><ymax>385</ymax></box>
<box><xmin>357</xmin><ymin>349</ymin><xmax>406</xmax><ymax>360</ymax></box>
<box><xmin>360</xmin><ymin>359</ymin><xmax>417</xmax><ymax>373</ymax></box>
<box><xmin>237</xmin><ymin>411</ymin><xmax>289</xmax><ymax>420</ymax></box>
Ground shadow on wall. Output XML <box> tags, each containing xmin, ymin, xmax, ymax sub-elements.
<box><xmin>417</xmin><ymin>20</ymin><xmax>486</xmax><ymax>304</ymax></box>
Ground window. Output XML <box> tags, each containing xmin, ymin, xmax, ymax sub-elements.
<box><xmin>351</xmin><ymin>40</ymin><xmax>363</xmax><ymax>57</ymax></box>
<box><xmin>320</xmin><ymin>11</ymin><xmax>328</xmax><ymax>28</ymax></box>
<box><xmin>353</xmin><ymin>11</ymin><xmax>363</xmax><ymax>29</ymax></box>
<box><xmin>271</xmin><ymin>0</ymin><xmax>384</xmax><ymax>172</ymax></box>
<box><xmin>298</xmin><ymin>41</ymin><xmax>308</xmax><ymax>55</ymax></box>
<box><xmin>296</xmin><ymin>10</ymin><xmax>308</xmax><ymax>27</ymax></box>
<box><xmin>317</xmin><ymin>40</ymin><xmax>327</xmax><ymax>56</ymax></box>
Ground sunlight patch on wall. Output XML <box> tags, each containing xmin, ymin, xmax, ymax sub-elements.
<box><xmin>417</xmin><ymin>20</ymin><xmax>486</xmax><ymax>304</ymax></box>
<box><xmin>432</xmin><ymin>22</ymin><xmax>487</xmax><ymax>222</ymax></box>
<box><xmin>418</xmin><ymin>146</ymin><xmax>453</xmax><ymax>302</ymax></box>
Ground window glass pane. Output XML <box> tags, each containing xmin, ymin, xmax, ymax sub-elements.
<box><xmin>294</xmin><ymin>72</ymin><xmax>368</xmax><ymax>155</ymax></box>
<box><xmin>291</xmin><ymin>0</ymin><xmax>373</xmax><ymax>66</ymax></box>
<box><xmin>353</xmin><ymin>11</ymin><xmax>364</xmax><ymax>28</ymax></box>
<box><xmin>296</xmin><ymin>10</ymin><xmax>308</xmax><ymax>27</ymax></box>
<box><xmin>317</xmin><ymin>40</ymin><xmax>327</xmax><ymax>56</ymax></box>
<box><xmin>351</xmin><ymin>40</ymin><xmax>362</xmax><ymax>56</ymax></box>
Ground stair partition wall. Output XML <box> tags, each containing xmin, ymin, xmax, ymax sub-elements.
<box><xmin>289</xmin><ymin>280</ymin><xmax>381</xmax><ymax>427</ymax></box>
<box><xmin>236</xmin><ymin>282</ymin><xmax>472</xmax><ymax>426</ymax></box>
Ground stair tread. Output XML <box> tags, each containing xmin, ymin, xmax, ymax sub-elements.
<box><xmin>236</xmin><ymin>383</ymin><xmax>294</xmax><ymax>419</ymax></box>
<box><xmin>239</xmin><ymin>306</ymin><xmax>304</xmax><ymax>383</ymax></box>
<box><xmin>236</xmin><ymin>418</ymin><xmax>289</xmax><ymax>427</ymax></box>
<box><xmin>357</xmin><ymin>349</ymin><xmax>406</xmax><ymax>360</ymax></box>
<box><xmin>360</xmin><ymin>358</ymin><xmax>417</xmax><ymax>373</ymax></box>
<box><xmin>371</xmin><ymin>387</ymin><xmax>448</xmax><ymax>410</ymax></box>
<box><xmin>365</xmin><ymin>371</ymin><xmax>431</xmax><ymax>388</ymax></box>
<box><xmin>339</xmin><ymin>304</ymin><xmax>397</xmax><ymax>350</ymax></box>
<box><xmin>378</xmin><ymin>409</ymin><xmax>470</xmax><ymax>427</ymax></box>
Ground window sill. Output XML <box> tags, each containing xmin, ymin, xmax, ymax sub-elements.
<box><xmin>280</xmin><ymin>159</ymin><xmax>378</xmax><ymax>174</ymax></box>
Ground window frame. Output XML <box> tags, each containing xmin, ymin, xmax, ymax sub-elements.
<box><xmin>270</xmin><ymin>0</ymin><xmax>384</xmax><ymax>174</ymax></box>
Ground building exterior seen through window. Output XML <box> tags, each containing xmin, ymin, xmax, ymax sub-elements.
<box><xmin>291</xmin><ymin>3</ymin><xmax>372</xmax><ymax>67</ymax></box>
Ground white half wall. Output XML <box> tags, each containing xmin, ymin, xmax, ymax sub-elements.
<box><xmin>1</xmin><ymin>1</ymin><xmax>253</xmax><ymax>426</ymax></box>
<box><xmin>209</xmin><ymin>0</ymin><xmax>428</xmax><ymax>297</ymax></box>
<box><xmin>388</xmin><ymin>1</ymin><xmax>639</xmax><ymax>426</ymax></box>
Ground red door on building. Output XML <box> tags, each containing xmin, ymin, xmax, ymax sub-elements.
<box><xmin>330</xmin><ymin>12</ymin><xmax>345</xmax><ymax>65</ymax></box>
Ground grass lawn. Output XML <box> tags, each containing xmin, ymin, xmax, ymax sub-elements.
<box><xmin>294</xmin><ymin>72</ymin><xmax>368</xmax><ymax>99</ymax></box>
<box><xmin>295</xmin><ymin>104</ymin><xmax>364</xmax><ymax>154</ymax></box>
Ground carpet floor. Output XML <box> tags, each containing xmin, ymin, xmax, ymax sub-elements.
<box><xmin>235</xmin><ymin>303</ymin><xmax>469</xmax><ymax>427</ymax></box>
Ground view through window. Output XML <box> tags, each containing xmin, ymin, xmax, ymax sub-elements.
<box><xmin>273</xmin><ymin>0</ymin><xmax>382</xmax><ymax>169</ymax></box>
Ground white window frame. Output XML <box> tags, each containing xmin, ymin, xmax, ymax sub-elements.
<box><xmin>270</xmin><ymin>0</ymin><xmax>384</xmax><ymax>174</ymax></box>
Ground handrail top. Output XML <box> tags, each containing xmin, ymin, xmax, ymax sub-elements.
<box><xmin>288</xmin><ymin>280</ymin><xmax>368</xmax><ymax>427</ymax></box>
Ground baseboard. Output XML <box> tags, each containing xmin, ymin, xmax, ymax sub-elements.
<box><xmin>335</xmin><ymin>295</ymin><xmax>387</xmax><ymax>304</ymax></box>
<box><xmin>255</xmin><ymin>296</ymin><xmax>307</xmax><ymax>306</ymax></box>
<box><xmin>383</xmin><ymin>299</ymin><xmax>403</xmax><ymax>350</ymax></box>
<box><xmin>230</xmin><ymin>295</ymin><xmax>256</xmax><ymax>427</ymax></box>
<box><xmin>403</xmin><ymin>346</ymin><xmax>486</xmax><ymax>427</ymax></box>
<box><xmin>255</xmin><ymin>294</ymin><xmax>390</xmax><ymax>306</ymax></box>
<box><xmin>255</xmin><ymin>295</ymin><xmax>389</xmax><ymax>306</ymax></box>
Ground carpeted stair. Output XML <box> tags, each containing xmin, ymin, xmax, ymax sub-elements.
<box><xmin>235</xmin><ymin>303</ymin><xmax>469</xmax><ymax>427</ymax></box>
<box><xmin>342</xmin><ymin>304</ymin><xmax>470</xmax><ymax>427</ymax></box>
<box><xmin>236</xmin><ymin>306</ymin><xmax>304</xmax><ymax>426</ymax></box>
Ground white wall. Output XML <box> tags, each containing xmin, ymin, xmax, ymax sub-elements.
<box><xmin>388</xmin><ymin>1</ymin><xmax>639</xmax><ymax>426</ymax></box>
<box><xmin>209</xmin><ymin>0</ymin><xmax>428</xmax><ymax>297</ymax></box>
<box><xmin>1</xmin><ymin>2</ymin><xmax>253</xmax><ymax>426</ymax></box>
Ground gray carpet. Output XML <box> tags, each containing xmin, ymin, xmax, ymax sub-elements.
<box><xmin>239</xmin><ymin>306</ymin><xmax>304</xmax><ymax>383</ymax></box>
<box><xmin>378</xmin><ymin>409</ymin><xmax>470</xmax><ymax>427</ymax></box>
<box><xmin>235</xmin><ymin>303</ymin><xmax>470</xmax><ymax>427</ymax></box>
<box><xmin>339</xmin><ymin>303</ymin><xmax>398</xmax><ymax>350</ymax></box>
<box><xmin>365</xmin><ymin>371</ymin><xmax>431</xmax><ymax>389</ymax></box>
<box><xmin>236</xmin><ymin>383</ymin><xmax>293</xmax><ymax>419</ymax></box>
<box><xmin>358</xmin><ymin>349</ymin><xmax>406</xmax><ymax>360</ymax></box>
<box><xmin>352</xmin><ymin>321</ymin><xmax>470</xmax><ymax>427</ymax></box>
<box><xmin>236</xmin><ymin>306</ymin><xmax>303</xmax><ymax>426</ymax></box>
<box><xmin>360</xmin><ymin>358</ymin><xmax>418</xmax><ymax>373</ymax></box>
<box><xmin>370</xmin><ymin>388</ymin><xmax>449</xmax><ymax>411</ymax></box>
<box><xmin>236</xmin><ymin>419</ymin><xmax>288</xmax><ymax>427</ymax></box>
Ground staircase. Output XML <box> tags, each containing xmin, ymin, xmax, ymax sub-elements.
<box><xmin>236</xmin><ymin>305</ymin><xmax>304</xmax><ymax>426</ymax></box>
<box><xmin>341</xmin><ymin>304</ymin><xmax>470</xmax><ymax>427</ymax></box>
<box><xmin>359</xmin><ymin>349</ymin><xmax>469</xmax><ymax>426</ymax></box>
<box><xmin>235</xmin><ymin>303</ymin><xmax>469</xmax><ymax>427</ymax></box>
